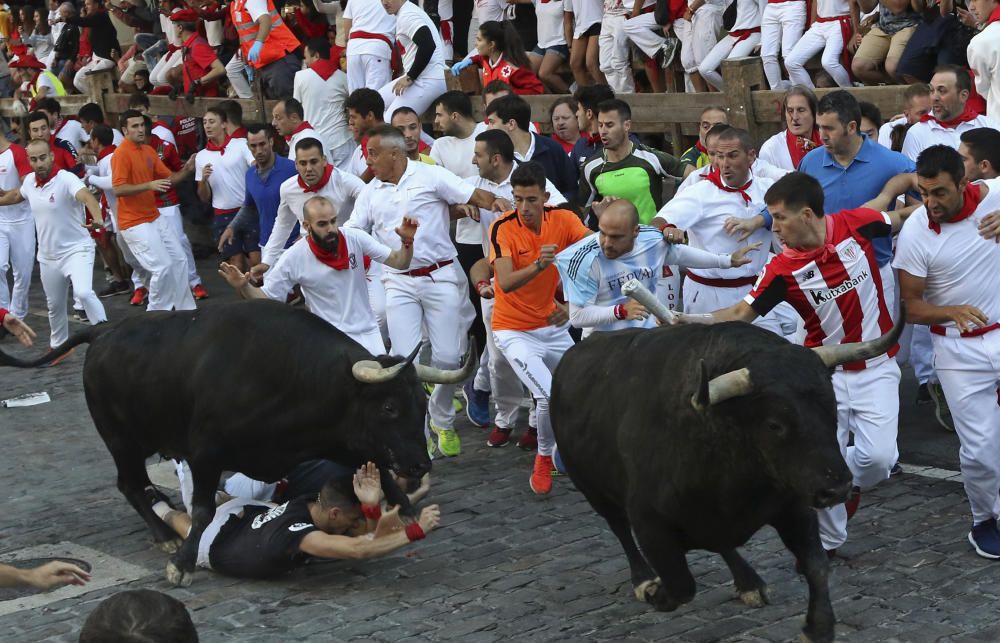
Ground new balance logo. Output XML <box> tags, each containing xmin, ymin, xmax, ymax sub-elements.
<box><xmin>810</xmin><ymin>271</ymin><xmax>869</xmax><ymax>305</ymax></box>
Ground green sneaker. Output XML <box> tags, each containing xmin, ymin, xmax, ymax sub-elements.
<box><xmin>423</xmin><ymin>382</ymin><xmax>464</xmax><ymax>412</ymax></box>
<box><xmin>426</xmin><ymin>435</ymin><xmax>439</xmax><ymax>460</ymax></box>
<box><xmin>430</xmin><ymin>422</ymin><xmax>461</xmax><ymax>457</ymax></box>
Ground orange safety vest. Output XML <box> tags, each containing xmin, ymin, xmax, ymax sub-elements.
<box><xmin>230</xmin><ymin>0</ymin><xmax>300</xmax><ymax>69</ymax></box>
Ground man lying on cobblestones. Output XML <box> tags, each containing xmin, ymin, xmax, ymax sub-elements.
<box><xmin>152</xmin><ymin>463</ymin><xmax>439</xmax><ymax>579</ymax></box>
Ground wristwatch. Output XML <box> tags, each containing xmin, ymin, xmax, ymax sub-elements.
<box><xmin>534</xmin><ymin>259</ymin><xmax>543</xmax><ymax>271</ymax></box>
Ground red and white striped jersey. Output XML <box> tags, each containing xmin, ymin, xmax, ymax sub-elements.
<box><xmin>745</xmin><ymin>208</ymin><xmax>897</xmax><ymax>370</ymax></box>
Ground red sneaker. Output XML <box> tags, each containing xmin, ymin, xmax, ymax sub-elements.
<box><xmin>517</xmin><ymin>426</ymin><xmax>538</xmax><ymax>450</ymax></box>
<box><xmin>845</xmin><ymin>487</ymin><xmax>861</xmax><ymax>520</ymax></box>
<box><xmin>487</xmin><ymin>426</ymin><xmax>511</xmax><ymax>447</ymax></box>
<box><xmin>530</xmin><ymin>454</ymin><xmax>553</xmax><ymax>495</ymax></box>
<box><xmin>130</xmin><ymin>287</ymin><xmax>148</xmax><ymax>306</ymax></box>
<box><xmin>191</xmin><ymin>284</ymin><xmax>209</xmax><ymax>300</ymax></box>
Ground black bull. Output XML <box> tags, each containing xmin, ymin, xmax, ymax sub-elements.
<box><xmin>551</xmin><ymin>311</ymin><xmax>903</xmax><ymax>643</ymax></box>
<box><xmin>0</xmin><ymin>300</ymin><xmax>475</xmax><ymax>586</ymax></box>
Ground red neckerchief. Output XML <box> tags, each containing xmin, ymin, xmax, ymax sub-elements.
<box><xmin>97</xmin><ymin>144</ymin><xmax>116</xmax><ymax>161</ymax></box>
<box><xmin>929</xmin><ymin>183</ymin><xmax>982</xmax><ymax>234</ymax></box>
<box><xmin>786</xmin><ymin>127</ymin><xmax>822</xmax><ymax>168</ymax></box>
<box><xmin>298</xmin><ymin>164</ymin><xmax>333</xmax><ymax>192</ymax></box>
<box><xmin>695</xmin><ymin>139</ymin><xmax>708</xmax><ymax>154</ymax></box>
<box><xmin>285</xmin><ymin>121</ymin><xmax>314</xmax><ymax>142</ymax></box>
<box><xmin>309</xmin><ymin>57</ymin><xmax>339</xmax><ymax>81</ymax></box>
<box><xmin>988</xmin><ymin>5</ymin><xmax>1000</xmax><ymax>24</ymax></box>
<box><xmin>360</xmin><ymin>136</ymin><xmax>370</xmax><ymax>159</ymax></box>
<box><xmin>704</xmin><ymin>167</ymin><xmax>753</xmax><ymax>204</ymax></box>
<box><xmin>306</xmin><ymin>232</ymin><xmax>350</xmax><ymax>270</ymax></box>
<box><xmin>586</xmin><ymin>132</ymin><xmax>601</xmax><ymax>145</ymax></box>
<box><xmin>230</xmin><ymin>127</ymin><xmax>248</xmax><ymax>139</ymax></box>
<box><xmin>205</xmin><ymin>135</ymin><xmax>230</xmax><ymax>153</ymax></box>
<box><xmin>920</xmin><ymin>103</ymin><xmax>980</xmax><ymax>129</ymax></box>
<box><xmin>783</xmin><ymin>215</ymin><xmax>837</xmax><ymax>263</ymax></box>
<box><xmin>35</xmin><ymin>168</ymin><xmax>58</xmax><ymax>188</ymax></box>
<box><xmin>54</xmin><ymin>116</ymin><xmax>76</xmax><ymax>136</ymax></box>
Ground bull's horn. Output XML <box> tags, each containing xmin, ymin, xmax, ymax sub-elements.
<box><xmin>352</xmin><ymin>343</ymin><xmax>422</xmax><ymax>384</ymax></box>
<box><xmin>691</xmin><ymin>360</ymin><xmax>754</xmax><ymax>411</ymax></box>
<box><xmin>811</xmin><ymin>303</ymin><xmax>906</xmax><ymax>368</ymax></box>
<box><xmin>414</xmin><ymin>337</ymin><xmax>478</xmax><ymax>385</ymax></box>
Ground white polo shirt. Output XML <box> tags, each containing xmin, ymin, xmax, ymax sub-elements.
<box><xmin>287</xmin><ymin>123</ymin><xmax>336</xmax><ymax>164</ymax></box>
<box><xmin>395</xmin><ymin>1</ymin><xmax>446</xmax><ymax>80</ymax></box>
<box><xmin>901</xmin><ymin>115</ymin><xmax>1000</xmax><ymax>161</ymax></box>
<box><xmin>19</xmin><ymin>169</ymin><xmax>91</xmax><ymax>261</ymax></box>
<box><xmin>893</xmin><ymin>179</ymin><xmax>1000</xmax><ymax>332</ymax></box>
<box><xmin>195</xmin><ymin>137</ymin><xmax>254</xmax><ymax>211</ymax></box>
<box><xmin>476</xmin><ymin>0</ymin><xmax>509</xmax><ymax>23</ymax></box>
<box><xmin>566</xmin><ymin>0</ymin><xmax>602</xmax><ymax>37</ymax></box>
<box><xmin>262</xmin><ymin>166</ymin><xmax>366</xmax><ymax>266</ymax></box>
<box><xmin>293</xmin><ymin>68</ymin><xmax>353</xmax><ymax>154</ymax></box>
<box><xmin>657</xmin><ymin>173</ymin><xmax>774</xmax><ymax>281</ymax></box>
<box><xmin>0</xmin><ymin>144</ymin><xmax>31</xmax><ymax>224</ymax></box>
<box><xmin>429</xmin><ymin>121</ymin><xmax>487</xmax><ymax>244</ymax></box>
<box><xmin>261</xmin><ymin>228</ymin><xmax>391</xmax><ymax>336</ymax></box>
<box><xmin>347</xmin><ymin>160</ymin><xmax>474</xmax><ymax>271</ymax></box>
<box><xmin>345</xmin><ymin>0</ymin><xmax>395</xmax><ymax>58</ymax></box>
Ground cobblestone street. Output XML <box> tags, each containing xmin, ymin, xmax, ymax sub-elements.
<box><xmin>0</xmin><ymin>257</ymin><xmax>996</xmax><ymax>642</ymax></box>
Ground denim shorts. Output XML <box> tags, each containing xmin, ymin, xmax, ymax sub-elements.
<box><xmin>532</xmin><ymin>44</ymin><xmax>570</xmax><ymax>59</ymax></box>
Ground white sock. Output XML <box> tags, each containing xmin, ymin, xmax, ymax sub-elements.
<box><xmin>152</xmin><ymin>501</ymin><xmax>172</xmax><ymax>520</ymax></box>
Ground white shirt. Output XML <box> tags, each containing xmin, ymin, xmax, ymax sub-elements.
<box><xmin>429</xmin><ymin>121</ymin><xmax>487</xmax><ymax>244</ymax></box>
<box><xmin>261</xmin><ymin>227</ymin><xmax>390</xmax><ymax>336</ymax></box>
<box><xmin>657</xmin><ymin>173</ymin><xmax>774</xmax><ymax>281</ymax></box>
<box><xmin>195</xmin><ymin>137</ymin><xmax>254</xmax><ymax>210</ymax></box>
<box><xmin>346</xmin><ymin>160</ymin><xmax>474</xmax><ymax>271</ymax></box>
<box><xmin>815</xmin><ymin>0</ymin><xmax>849</xmax><ymax>17</ymax></box>
<box><xmin>293</xmin><ymin>67</ymin><xmax>353</xmax><ymax>153</ymax></box>
<box><xmin>54</xmin><ymin>118</ymin><xmax>87</xmax><ymax>157</ymax></box>
<box><xmin>731</xmin><ymin>0</ymin><xmax>767</xmax><ymax>30</ymax></box>
<box><xmin>901</xmin><ymin>114</ymin><xmax>1000</xmax><ymax>161</ymax></box>
<box><xmin>19</xmin><ymin>170</ymin><xmax>91</xmax><ymax>261</ymax></box>
<box><xmin>476</xmin><ymin>0</ymin><xmax>510</xmax><ymax>23</ymax></box>
<box><xmin>968</xmin><ymin>22</ymin><xmax>1000</xmax><ymax>123</ymax></box>
<box><xmin>566</xmin><ymin>0</ymin><xmax>602</xmax><ymax>36</ymax></box>
<box><xmin>161</xmin><ymin>10</ymin><xmax>181</xmax><ymax>47</ymax></box>
<box><xmin>676</xmin><ymin>159</ymin><xmax>789</xmax><ymax>193</ymax></box>
<box><xmin>263</xmin><ymin>167</ymin><xmax>366</xmax><ymax>266</ymax></box>
<box><xmin>0</xmin><ymin>145</ymin><xmax>30</xmax><ymax>224</ymax></box>
<box><xmin>757</xmin><ymin>131</ymin><xmax>796</xmax><ymax>171</ymax></box>
<box><xmin>345</xmin><ymin>143</ymin><xmax>368</xmax><ymax>177</ymax></box>
<box><xmin>88</xmin><ymin>153</ymin><xmax>118</xmax><ymax>230</ymax></box>
<box><xmin>893</xmin><ymin>178</ymin><xmax>1000</xmax><ymax>331</ymax></box>
<box><xmin>463</xmin><ymin>164</ymin><xmax>566</xmax><ymax>256</ymax></box>
<box><xmin>877</xmin><ymin>115</ymin><xmax>907</xmax><ymax>149</ymax></box>
<box><xmin>395</xmin><ymin>2</ymin><xmax>446</xmax><ymax>79</ymax></box>
<box><xmin>344</xmin><ymin>0</ymin><xmax>395</xmax><ymax>57</ymax></box>
<box><xmin>287</xmin><ymin>125</ymin><xmax>336</xmax><ymax>164</ymax></box>
<box><xmin>534</xmin><ymin>0</ymin><xmax>566</xmax><ymax>48</ymax></box>
<box><xmin>152</xmin><ymin>123</ymin><xmax>176</xmax><ymax>148</ymax></box>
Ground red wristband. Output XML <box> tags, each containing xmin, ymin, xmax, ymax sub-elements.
<box><xmin>401</xmin><ymin>239</ymin><xmax>413</xmax><ymax>249</ymax></box>
<box><xmin>405</xmin><ymin>522</ymin><xmax>425</xmax><ymax>541</ymax></box>
<box><xmin>475</xmin><ymin>280</ymin><xmax>490</xmax><ymax>293</ymax></box>
<box><xmin>657</xmin><ymin>222</ymin><xmax>672</xmax><ymax>232</ymax></box>
<box><xmin>361</xmin><ymin>504</ymin><xmax>381</xmax><ymax>521</ymax></box>
<box><xmin>614</xmin><ymin>304</ymin><xmax>626</xmax><ymax>320</ymax></box>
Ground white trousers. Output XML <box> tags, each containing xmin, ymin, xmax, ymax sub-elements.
<box><xmin>367</xmin><ymin>265</ymin><xmax>389</xmax><ymax>348</ymax></box>
<box><xmin>599</xmin><ymin>14</ymin><xmax>636</xmax><ymax>94</ymax></box>
<box><xmin>622</xmin><ymin>12</ymin><xmax>666</xmax><ymax>59</ymax></box>
<box><xmin>674</xmin><ymin>8</ymin><xmax>723</xmax><ymax>74</ymax></box>
<box><xmin>353</xmin><ymin>327</ymin><xmax>388</xmax><ymax>356</ymax></box>
<box><xmin>760</xmin><ymin>1</ymin><xmax>807</xmax><ymax>89</ymax></box>
<box><xmin>226</xmin><ymin>53</ymin><xmax>254</xmax><ymax>99</ymax></box>
<box><xmin>158</xmin><ymin>206</ymin><xmax>201</xmax><ymax>288</ymax></box>
<box><xmin>476</xmin><ymin>294</ymin><xmax>526</xmax><ymax>430</ymax></box>
<box><xmin>196</xmin><ymin>497</ymin><xmax>273</xmax><ymax>569</ymax></box>
<box><xmin>0</xmin><ymin>219</ymin><xmax>35</xmax><ymax>318</ymax></box>
<box><xmin>119</xmin><ymin>216</ymin><xmax>196</xmax><ymax>312</ymax></box>
<box><xmin>785</xmin><ymin>20</ymin><xmax>851</xmax><ymax>88</ymax></box>
<box><xmin>383</xmin><ymin>263</ymin><xmax>474</xmax><ymax>430</ymax></box>
<box><xmin>818</xmin><ymin>358</ymin><xmax>900</xmax><ymax>550</ymax></box>
<box><xmin>347</xmin><ymin>53</ymin><xmax>392</xmax><ymax>94</ymax></box>
<box><xmin>933</xmin><ymin>331</ymin><xmax>1000</xmax><ymax>524</ymax></box>
<box><xmin>698</xmin><ymin>32</ymin><xmax>762</xmax><ymax>90</ymax></box>
<box><xmin>494</xmin><ymin>325</ymin><xmax>574</xmax><ymax>457</ymax></box>
<box><xmin>73</xmin><ymin>55</ymin><xmax>115</xmax><ymax>94</ymax></box>
<box><xmin>682</xmin><ymin>278</ymin><xmax>793</xmax><ymax>337</ymax></box>
<box><xmin>39</xmin><ymin>247</ymin><xmax>108</xmax><ymax>348</ymax></box>
<box><xmin>378</xmin><ymin>74</ymin><xmax>448</xmax><ymax>123</ymax></box>
<box><xmin>150</xmin><ymin>49</ymin><xmax>183</xmax><ymax>87</ymax></box>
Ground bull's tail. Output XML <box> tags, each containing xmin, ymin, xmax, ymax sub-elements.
<box><xmin>0</xmin><ymin>322</ymin><xmax>114</xmax><ymax>368</ymax></box>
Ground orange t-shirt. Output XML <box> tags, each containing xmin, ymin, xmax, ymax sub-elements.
<box><xmin>111</xmin><ymin>139</ymin><xmax>171</xmax><ymax>231</ymax></box>
<box><xmin>489</xmin><ymin>207</ymin><xmax>591</xmax><ymax>332</ymax></box>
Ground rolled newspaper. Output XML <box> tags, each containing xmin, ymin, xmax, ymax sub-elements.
<box><xmin>622</xmin><ymin>280</ymin><xmax>677</xmax><ymax>325</ymax></box>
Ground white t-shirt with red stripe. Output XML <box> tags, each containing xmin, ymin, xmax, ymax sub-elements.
<box><xmin>0</xmin><ymin>144</ymin><xmax>31</xmax><ymax>224</ymax></box>
<box><xmin>745</xmin><ymin>208</ymin><xmax>897</xmax><ymax>370</ymax></box>
<box><xmin>892</xmin><ymin>179</ymin><xmax>1000</xmax><ymax>334</ymax></box>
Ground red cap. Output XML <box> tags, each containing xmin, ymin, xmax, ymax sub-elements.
<box><xmin>169</xmin><ymin>8</ymin><xmax>199</xmax><ymax>22</ymax></box>
<box><xmin>8</xmin><ymin>54</ymin><xmax>45</xmax><ymax>70</ymax></box>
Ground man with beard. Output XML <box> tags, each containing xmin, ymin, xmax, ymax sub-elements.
<box><xmin>220</xmin><ymin>195</ymin><xmax>417</xmax><ymax>355</ymax></box>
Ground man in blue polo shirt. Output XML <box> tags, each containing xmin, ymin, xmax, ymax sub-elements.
<box><xmin>218</xmin><ymin>124</ymin><xmax>299</xmax><ymax>254</ymax></box>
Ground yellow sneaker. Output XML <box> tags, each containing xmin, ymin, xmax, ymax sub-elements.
<box><xmin>430</xmin><ymin>422</ymin><xmax>461</xmax><ymax>457</ymax></box>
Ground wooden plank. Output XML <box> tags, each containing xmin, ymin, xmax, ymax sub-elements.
<box><xmin>0</xmin><ymin>95</ymin><xmax>91</xmax><ymax>117</ymax></box>
<box><xmin>752</xmin><ymin>86</ymin><xmax>909</xmax><ymax>124</ymax></box>
<box><xmin>523</xmin><ymin>93</ymin><xmax>722</xmax><ymax>133</ymax></box>
<box><xmin>720</xmin><ymin>57</ymin><xmax>768</xmax><ymax>143</ymax></box>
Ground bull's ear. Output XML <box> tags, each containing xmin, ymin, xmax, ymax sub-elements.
<box><xmin>691</xmin><ymin>359</ymin><xmax>710</xmax><ymax>412</ymax></box>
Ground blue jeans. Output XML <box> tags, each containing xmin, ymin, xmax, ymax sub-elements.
<box><xmin>136</xmin><ymin>34</ymin><xmax>166</xmax><ymax>71</ymax></box>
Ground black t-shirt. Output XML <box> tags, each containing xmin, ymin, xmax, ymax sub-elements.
<box><xmin>209</xmin><ymin>496</ymin><xmax>318</xmax><ymax>579</ymax></box>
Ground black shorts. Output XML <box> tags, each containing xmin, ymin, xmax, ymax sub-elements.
<box><xmin>212</xmin><ymin>214</ymin><xmax>260</xmax><ymax>259</ymax></box>
<box><xmin>578</xmin><ymin>22</ymin><xmax>601</xmax><ymax>39</ymax></box>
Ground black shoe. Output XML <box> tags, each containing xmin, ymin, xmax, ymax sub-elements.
<box><xmin>99</xmin><ymin>280</ymin><xmax>131</xmax><ymax>298</ymax></box>
<box><xmin>144</xmin><ymin>485</ymin><xmax>174</xmax><ymax>510</ymax></box>
<box><xmin>916</xmin><ymin>383</ymin><xmax>931</xmax><ymax>404</ymax></box>
<box><xmin>73</xmin><ymin>309</ymin><xmax>89</xmax><ymax>323</ymax></box>
<box><xmin>890</xmin><ymin>462</ymin><xmax>903</xmax><ymax>477</ymax></box>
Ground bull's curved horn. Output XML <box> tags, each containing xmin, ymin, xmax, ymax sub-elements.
<box><xmin>414</xmin><ymin>337</ymin><xmax>478</xmax><ymax>384</ymax></box>
<box><xmin>691</xmin><ymin>362</ymin><xmax>755</xmax><ymax>412</ymax></box>
<box><xmin>811</xmin><ymin>303</ymin><xmax>906</xmax><ymax>368</ymax></box>
<box><xmin>352</xmin><ymin>343</ymin><xmax>422</xmax><ymax>384</ymax></box>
